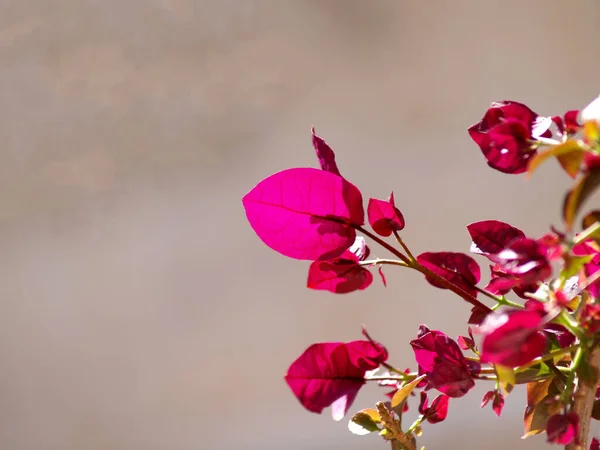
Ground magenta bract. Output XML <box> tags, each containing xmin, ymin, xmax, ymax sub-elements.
<box><xmin>417</xmin><ymin>252</ymin><xmax>481</xmax><ymax>298</ymax></box>
<box><xmin>410</xmin><ymin>325</ymin><xmax>479</xmax><ymax>398</ymax></box>
<box><xmin>418</xmin><ymin>392</ymin><xmax>449</xmax><ymax>424</ymax></box>
<box><xmin>312</xmin><ymin>128</ymin><xmax>341</xmax><ymax>177</ymax></box>
<box><xmin>547</xmin><ymin>413</ymin><xmax>579</xmax><ymax>445</ymax></box>
<box><xmin>481</xmin><ymin>390</ymin><xmax>504</xmax><ymax>417</ymax></box>
<box><xmin>479</xmin><ymin>309</ymin><xmax>548</xmax><ymax>367</ymax></box>
<box><xmin>243</xmin><ymin>168</ymin><xmax>364</xmax><ymax>261</ymax></box>
<box><xmin>468</xmin><ymin>101</ymin><xmax>546</xmax><ymax>174</ymax></box>
<box><xmin>553</xmin><ymin>110</ymin><xmax>580</xmax><ymax>136</ymax></box>
<box><xmin>367</xmin><ymin>192</ymin><xmax>406</xmax><ymax>236</ymax></box>
<box><xmin>468</xmin><ymin>305</ymin><xmax>490</xmax><ymax>325</ymax></box>
<box><xmin>285</xmin><ymin>340</ymin><xmax>387</xmax><ymax>420</ymax></box>
<box><xmin>485</xmin><ymin>263</ymin><xmax>538</xmax><ymax>299</ymax></box>
<box><xmin>544</xmin><ymin>323</ymin><xmax>576</xmax><ymax>349</ymax></box>
<box><xmin>584</xmin><ymin>153</ymin><xmax>600</xmax><ymax>171</ymax></box>
<box><xmin>467</xmin><ymin>220</ymin><xmax>525</xmax><ymax>258</ymax></box>
<box><xmin>573</xmin><ymin>240</ymin><xmax>600</xmax><ymax>299</ymax></box>
<box><xmin>307</xmin><ymin>251</ymin><xmax>373</xmax><ymax>294</ymax></box>
<box><xmin>489</xmin><ymin>237</ymin><xmax>552</xmax><ymax>288</ymax></box>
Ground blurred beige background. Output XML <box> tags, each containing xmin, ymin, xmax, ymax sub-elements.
<box><xmin>1</xmin><ymin>1</ymin><xmax>599</xmax><ymax>449</ymax></box>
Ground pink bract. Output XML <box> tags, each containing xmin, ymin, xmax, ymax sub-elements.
<box><xmin>479</xmin><ymin>309</ymin><xmax>548</xmax><ymax>367</ymax></box>
<box><xmin>418</xmin><ymin>392</ymin><xmax>449</xmax><ymax>424</ymax></box>
<box><xmin>467</xmin><ymin>220</ymin><xmax>525</xmax><ymax>258</ymax></box>
<box><xmin>468</xmin><ymin>101</ymin><xmax>548</xmax><ymax>174</ymax></box>
<box><xmin>243</xmin><ymin>168</ymin><xmax>364</xmax><ymax>261</ymax></box>
<box><xmin>573</xmin><ymin>240</ymin><xmax>600</xmax><ymax>299</ymax></box>
<box><xmin>312</xmin><ymin>128</ymin><xmax>341</xmax><ymax>176</ymax></box>
<box><xmin>417</xmin><ymin>252</ymin><xmax>481</xmax><ymax>298</ymax></box>
<box><xmin>481</xmin><ymin>390</ymin><xmax>504</xmax><ymax>417</ymax></box>
<box><xmin>284</xmin><ymin>340</ymin><xmax>387</xmax><ymax>420</ymax></box>
<box><xmin>547</xmin><ymin>413</ymin><xmax>579</xmax><ymax>445</ymax></box>
<box><xmin>410</xmin><ymin>325</ymin><xmax>479</xmax><ymax>398</ymax></box>
<box><xmin>367</xmin><ymin>192</ymin><xmax>405</xmax><ymax>236</ymax></box>
<box><xmin>307</xmin><ymin>251</ymin><xmax>373</xmax><ymax>294</ymax></box>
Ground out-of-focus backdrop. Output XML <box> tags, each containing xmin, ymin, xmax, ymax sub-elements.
<box><xmin>1</xmin><ymin>1</ymin><xmax>599</xmax><ymax>449</ymax></box>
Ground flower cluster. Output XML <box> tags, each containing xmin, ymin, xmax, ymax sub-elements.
<box><xmin>243</xmin><ymin>97</ymin><xmax>600</xmax><ymax>449</ymax></box>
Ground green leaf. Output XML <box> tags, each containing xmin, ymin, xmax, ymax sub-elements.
<box><xmin>391</xmin><ymin>375</ymin><xmax>425</xmax><ymax>408</ymax></box>
<box><xmin>563</xmin><ymin>168</ymin><xmax>600</xmax><ymax>228</ymax></box>
<box><xmin>561</xmin><ymin>254</ymin><xmax>595</xmax><ymax>283</ymax></box>
<box><xmin>495</xmin><ymin>364</ymin><xmax>515</xmax><ymax>395</ymax></box>
<box><xmin>582</xmin><ymin>210</ymin><xmax>600</xmax><ymax>244</ymax></box>
<box><xmin>528</xmin><ymin>140</ymin><xmax>585</xmax><ymax>177</ymax></box>
<box><xmin>348</xmin><ymin>409</ymin><xmax>381</xmax><ymax>435</ymax></box>
<box><xmin>515</xmin><ymin>363</ymin><xmax>552</xmax><ymax>384</ymax></box>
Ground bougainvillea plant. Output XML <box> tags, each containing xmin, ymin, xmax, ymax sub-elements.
<box><xmin>242</xmin><ymin>97</ymin><xmax>600</xmax><ymax>450</ymax></box>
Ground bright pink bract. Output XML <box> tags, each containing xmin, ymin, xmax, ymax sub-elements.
<box><xmin>284</xmin><ymin>340</ymin><xmax>387</xmax><ymax>420</ymax></box>
<box><xmin>367</xmin><ymin>192</ymin><xmax>405</xmax><ymax>236</ymax></box>
<box><xmin>243</xmin><ymin>168</ymin><xmax>364</xmax><ymax>260</ymax></box>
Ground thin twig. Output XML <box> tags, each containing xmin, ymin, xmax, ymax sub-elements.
<box><xmin>393</xmin><ymin>230</ymin><xmax>415</xmax><ymax>261</ymax></box>
<box><xmin>566</xmin><ymin>346</ymin><xmax>600</xmax><ymax>450</ymax></box>
<box><xmin>355</xmin><ymin>225</ymin><xmax>411</xmax><ymax>265</ymax></box>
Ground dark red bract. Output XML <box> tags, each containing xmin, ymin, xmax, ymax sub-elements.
<box><xmin>481</xmin><ymin>390</ymin><xmax>504</xmax><ymax>417</ymax></box>
<box><xmin>312</xmin><ymin>128</ymin><xmax>342</xmax><ymax>177</ymax></box>
<box><xmin>488</xmin><ymin>237</ymin><xmax>552</xmax><ymax>289</ymax></box>
<box><xmin>416</xmin><ymin>252</ymin><xmax>481</xmax><ymax>299</ymax></box>
<box><xmin>573</xmin><ymin>240</ymin><xmax>600</xmax><ymax>299</ymax></box>
<box><xmin>553</xmin><ymin>110</ymin><xmax>580</xmax><ymax>136</ymax></box>
<box><xmin>467</xmin><ymin>220</ymin><xmax>525</xmax><ymax>258</ymax></box>
<box><xmin>410</xmin><ymin>325</ymin><xmax>479</xmax><ymax>398</ymax></box>
<box><xmin>307</xmin><ymin>250</ymin><xmax>373</xmax><ymax>294</ymax></box>
<box><xmin>285</xmin><ymin>340</ymin><xmax>387</xmax><ymax>420</ymax></box>
<box><xmin>479</xmin><ymin>308</ymin><xmax>548</xmax><ymax>367</ymax></box>
<box><xmin>418</xmin><ymin>392</ymin><xmax>450</xmax><ymax>424</ymax></box>
<box><xmin>485</xmin><ymin>263</ymin><xmax>539</xmax><ymax>299</ymax></box>
<box><xmin>367</xmin><ymin>192</ymin><xmax>405</xmax><ymax>236</ymax></box>
<box><xmin>468</xmin><ymin>101</ymin><xmax>548</xmax><ymax>174</ymax></box>
<box><xmin>546</xmin><ymin>412</ymin><xmax>579</xmax><ymax>445</ymax></box>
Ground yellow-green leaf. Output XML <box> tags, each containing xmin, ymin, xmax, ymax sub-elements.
<box><xmin>348</xmin><ymin>409</ymin><xmax>381</xmax><ymax>435</ymax></box>
<box><xmin>557</xmin><ymin>151</ymin><xmax>585</xmax><ymax>178</ymax></box>
<box><xmin>582</xmin><ymin>211</ymin><xmax>600</xmax><ymax>244</ymax></box>
<box><xmin>527</xmin><ymin>140</ymin><xmax>585</xmax><ymax>177</ymax></box>
<box><xmin>561</xmin><ymin>254</ymin><xmax>595</xmax><ymax>283</ymax></box>
<box><xmin>496</xmin><ymin>364</ymin><xmax>515</xmax><ymax>395</ymax></box>
<box><xmin>391</xmin><ymin>375</ymin><xmax>425</xmax><ymax>408</ymax></box>
<box><xmin>563</xmin><ymin>168</ymin><xmax>600</xmax><ymax>228</ymax></box>
<box><xmin>583</xmin><ymin>120</ymin><xmax>600</xmax><ymax>144</ymax></box>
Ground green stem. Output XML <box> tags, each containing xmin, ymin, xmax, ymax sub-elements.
<box><xmin>355</xmin><ymin>225</ymin><xmax>492</xmax><ymax>313</ymax></box>
<box><xmin>515</xmin><ymin>344</ymin><xmax>578</xmax><ymax>371</ymax></box>
<box><xmin>365</xmin><ymin>376</ymin><xmax>409</xmax><ymax>382</ymax></box>
<box><xmin>410</xmin><ymin>262</ymin><xmax>492</xmax><ymax>313</ymax></box>
<box><xmin>355</xmin><ymin>225</ymin><xmax>411</xmax><ymax>265</ymax></box>
<box><xmin>393</xmin><ymin>230</ymin><xmax>416</xmax><ymax>261</ymax></box>
<box><xmin>360</xmin><ymin>258</ymin><xmax>408</xmax><ymax>268</ymax></box>
<box><xmin>474</xmin><ymin>286</ymin><xmax>504</xmax><ymax>303</ymax></box>
<box><xmin>571</xmin><ymin>346</ymin><xmax>585</xmax><ymax>371</ymax></box>
<box><xmin>534</xmin><ymin>136</ymin><xmax>562</xmax><ymax>146</ymax></box>
<box><xmin>555</xmin><ymin>310</ymin><xmax>585</xmax><ymax>340</ymax></box>
<box><xmin>380</xmin><ymin>362</ymin><xmax>416</xmax><ymax>378</ymax></box>
<box><xmin>574</xmin><ymin>221</ymin><xmax>600</xmax><ymax>245</ymax></box>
